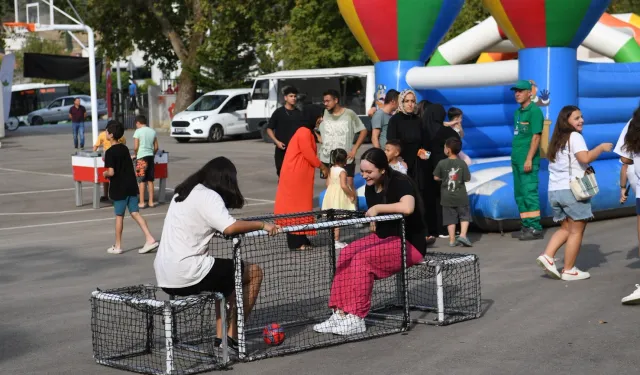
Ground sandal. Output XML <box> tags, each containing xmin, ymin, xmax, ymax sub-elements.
<box><xmin>291</xmin><ymin>245</ymin><xmax>314</xmax><ymax>251</ymax></box>
<box><xmin>138</xmin><ymin>204</ymin><xmax>147</xmax><ymax>209</ymax></box>
<box><xmin>425</xmin><ymin>236</ymin><xmax>436</xmax><ymax>246</ymax></box>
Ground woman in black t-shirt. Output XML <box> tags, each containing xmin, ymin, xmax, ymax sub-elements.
<box><xmin>313</xmin><ymin>148</ymin><xmax>427</xmax><ymax>336</ymax></box>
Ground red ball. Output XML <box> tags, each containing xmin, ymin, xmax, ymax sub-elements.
<box><xmin>263</xmin><ymin>322</ymin><xmax>285</xmax><ymax>346</ymax></box>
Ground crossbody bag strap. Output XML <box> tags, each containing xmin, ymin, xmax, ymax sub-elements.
<box><xmin>568</xmin><ymin>136</ymin><xmax>572</xmax><ymax>179</ymax></box>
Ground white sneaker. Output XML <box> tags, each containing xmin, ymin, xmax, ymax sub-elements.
<box><xmin>107</xmin><ymin>246</ymin><xmax>123</xmax><ymax>254</ymax></box>
<box><xmin>438</xmin><ymin>234</ymin><xmax>448</xmax><ymax>239</ymax></box>
<box><xmin>536</xmin><ymin>254</ymin><xmax>561</xmax><ymax>279</ymax></box>
<box><xmin>331</xmin><ymin>314</ymin><xmax>366</xmax><ymax>336</ymax></box>
<box><xmin>561</xmin><ymin>267</ymin><xmax>590</xmax><ymax>281</ymax></box>
<box><xmin>621</xmin><ymin>284</ymin><xmax>640</xmax><ymax>305</ymax></box>
<box><xmin>313</xmin><ymin>312</ymin><xmax>340</xmax><ymax>334</ymax></box>
<box><xmin>138</xmin><ymin>241</ymin><xmax>159</xmax><ymax>254</ymax></box>
<box><xmin>334</xmin><ymin>241</ymin><xmax>348</xmax><ymax>250</ymax></box>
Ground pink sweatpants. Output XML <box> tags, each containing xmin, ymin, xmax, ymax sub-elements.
<box><xmin>328</xmin><ymin>233</ymin><xmax>424</xmax><ymax>318</ymax></box>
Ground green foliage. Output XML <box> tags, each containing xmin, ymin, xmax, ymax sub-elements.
<box><xmin>442</xmin><ymin>0</ymin><xmax>490</xmax><ymax>44</ymax></box>
<box><xmin>608</xmin><ymin>0</ymin><xmax>640</xmax><ymax>13</ymax></box>
<box><xmin>268</xmin><ymin>0</ymin><xmax>369</xmax><ymax>70</ymax></box>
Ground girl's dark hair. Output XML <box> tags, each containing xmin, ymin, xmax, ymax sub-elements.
<box><xmin>330</xmin><ymin>148</ymin><xmax>348</xmax><ymax>166</ymax></box>
<box><xmin>173</xmin><ymin>157</ymin><xmax>245</xmax><ymax>209</ymax></box>
<box><xmin>416</xmin><ymin>99</ymin><xmax>432</xmax><ymax>118</ymax></box>
<box><xmin>448</xmin><ymin>107</ymin><xmax>463</xmax><ymax>121</ymax></box>
<box><xmin>624</xmin><ymin>107</ymin><xmax>640</xmax><ymax>154</ymax></box>
<box><xmin>548</xmin><ymin>105</ymin><xmax>581</xmax><ymax>163</ymax></box>
<box><xmin>360</xmin><ymin>148</ymin><xmax>426</xmax><ymax>222</ymax></box>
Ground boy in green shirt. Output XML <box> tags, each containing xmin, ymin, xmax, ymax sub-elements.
<box><xmin>511</xmin><ymin>80</ymin><xmax>544</xmax><ymax>241</ymax></box>
<box><xmin>133</xmin><ymin>115</ymin><xmax>159</xmax><ymax>209</ymax></box>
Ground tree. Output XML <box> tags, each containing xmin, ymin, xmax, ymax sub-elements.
<box><xmin>441</xmin><ymin>0</ymin><xmax>490</xmax><ymax>44</ymax></box>
<box><xmin>267</xmin><ymin>0</ymin><xmax>369</xmax><ymax>70</ymax></box>
<box><xmin>0</xmin><ymin>0</ymin><xmax>15</xmax><ymax>51</ymax></box>
<box><xmin>608</xmin><ymin>0</ymin><xmax>640</xmax><ymax>13</ymax></box>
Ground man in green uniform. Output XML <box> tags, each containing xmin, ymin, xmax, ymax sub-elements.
<box><xmin>511</xmin><ymin>80</ymin><xmax>544</xmax><ymax>240</ymax></box>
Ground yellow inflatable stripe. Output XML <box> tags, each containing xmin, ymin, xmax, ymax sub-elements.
<box><xmin>628</xmin><ymin>13</ymin><xmax>640</xmax><ymax>29</ymax></box>
<box><xmin>337</xmin><ymin>0</ymin><xmax>379</xmax><ymax>63</ymax></box>
<box><xmin>483</xmin><ymin>0</ymin><xmax>524</xmax><ymax>49</ymax></box>
<box><xmin>477</xmin><ymin>53</ymin><xmax>496</xmax><ymax>63</ymax></box>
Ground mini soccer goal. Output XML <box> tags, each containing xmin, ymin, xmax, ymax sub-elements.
<box><xmin>91</xmin><ymin>285</ymin><xmax>231</xmax><ymax>374</ymax></box>
<box><xmin>90</xmin><ymin>210</ymin><xmax>482</xmax><ymax>372</ymax></box>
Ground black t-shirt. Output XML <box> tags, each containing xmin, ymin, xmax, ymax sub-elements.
<box><xmin>365</xmin><ymin>174</ymin><xmax>427</xmax><ymax>255</ymax></box>
<box><xmin>104</xmin><ymin>144</ymin><xmax>139</xmax><ymax>200</ymax></box>
<box><xmin>267</xmin><ymin>106</ymin><xmax>303</xmax><ymax>147</ymax></box>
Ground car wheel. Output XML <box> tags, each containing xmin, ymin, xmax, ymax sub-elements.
<box><xmin>5</xmin><ymin>119</ymin><xmax>19</xmax><ymax>131</ymax></box>
<box><xmin>175</xmin><ymin>138</ymin><xmax>190</xmax><ymax>143</ymax></box>
<box><xmin>208</xmin><ymin>124</ymin><xmax>224</xmax><ymax>142</ymax></box>
<box><xmin>260</xmin><ymin>125</ymin><xmax>272</xmax><ymax>143</ymax></box>
<box><xmin>32</xmin><ymin>116</ymin><xmax>44</xmax><ymax>125</ymax></box>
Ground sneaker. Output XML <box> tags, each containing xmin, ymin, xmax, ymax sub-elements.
<box><xmin>512</xmin><ymin>227</ymin><xmax>529</xmax><ymax>239</ymax></box>
<box><xmin>107</xmin><ymin>246</ymin><xmax>123</xmax><ymax>254</ymax></box>
<box><xmin>313</xmin><ymin>311</ymin><xmax>340</xmax><ymax>334</ymax></box>
<box><xmin>536</xmin><ymin>254</ymin><xmax>561</xmax><ymax>280</ymax></box>
<box><xmin>439</xmin><ymin>234</ymin><xmax>449</xmax><ymax>239</ymax></box>
<box><xmin>456</xmin><ymin>236</ymin><xmax>473</xmax><ymax>247</ymax></box>
<box><xmin>561</xmin><ymin>267</ymin><xmax>590</xmax><ymax>281</ymax></box>
<box><xmin>448</xmin><ymin>242</ymin><xmax>458</xmax><ymax>247</ymax></box>
<box><xmin>331</xmin><ymin>314</ymin><xmax>366</xmax><ymax>336</ymax></box>
<box><xmin>139</xmin><ymin>241</ymin><xmax>159</xmax><ymax>254</ymax></box>
<box><xmin>520</xmin><ymin>229</ymin><xmax>544</xmax><ymax>241</ymax></box>
<box><xmin>621</xmin><ymin>284</ymin><xmax>640</xmax><ymax>305</ymax></box>
<box><xmin>334</xmin><ymin>241</ymin><xmax>348</xmax><ymax>250</ymax></box>
<box><xmin>214</xmin><ymin>336</ymin><xmax>238</xmax><ymax>360</ymax></box>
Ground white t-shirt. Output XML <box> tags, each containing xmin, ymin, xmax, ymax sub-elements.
<box><xmin>154</xmin><ymin>184</ymin><xmax>236</xmax><ymax>288</ymax></box>
<box><xmin>548</xmin><ymin>132</ymin><xmax>589</xmax><ymax>192</ymax></box>
<box><xmin>614</xmin><ymin>121</ymin><xmax>640</xmax><ymax>198</ymax></box>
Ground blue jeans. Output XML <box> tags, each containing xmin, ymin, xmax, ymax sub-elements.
<box><xmin>549</xmin><ymin>189</ymin><xmax>593</xmax><ymax>222</ymax></box>
<box><xmin>72</xmin><ymin>122</ymin><xmax>85</xmax><ymax>148</ymax></box>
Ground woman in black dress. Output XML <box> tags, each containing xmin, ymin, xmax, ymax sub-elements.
<box><xmin>387</xmin><ymin>90</ymin><xmax>435</xmax><ymax>244</ymax></box>
<box><xmin>420</xmin><ymin>102</ymin><xmax>461</xmax><ymax>238</ymax></box>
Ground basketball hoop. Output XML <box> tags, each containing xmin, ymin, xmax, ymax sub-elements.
<box><xmin>3</xmin><ymin>22</ymin><xmax>37</xmax><ymax>34</ymax></box>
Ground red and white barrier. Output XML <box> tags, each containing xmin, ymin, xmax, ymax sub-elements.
<box><xmin>71</xmin><ymin>152</ymin><xmax>169</xmax><ymax>208</ymax></box>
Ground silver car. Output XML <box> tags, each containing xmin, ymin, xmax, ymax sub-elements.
<box><xmin>27</xmin><ymin>95</ymin><xmax>107</xmax><ymax>125</ymax></box>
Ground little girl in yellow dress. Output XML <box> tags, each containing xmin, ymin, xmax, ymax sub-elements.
<box><xmin>321</xmin><ymin>148</ymin><xmax>356</xmax><ymax>249</ymax></box>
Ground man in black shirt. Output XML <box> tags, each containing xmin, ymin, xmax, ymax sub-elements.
<box><xmin>69</xmin><ymin>97</ymin><xmax>87</xmax><ymax>150</ymax></box>
<box><xmin>103</xmin><ymin>120</ymin><xmax>159</xmax><ymax>255</ymax></box>
<box><xmin>266</xmin><ymin>86</ymin><xmax>303</xmax><ymax>177</ymax></box>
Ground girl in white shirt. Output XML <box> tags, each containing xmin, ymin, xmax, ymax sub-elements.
<box><xmin>536</xmin><ymin>105</ymin><xmax>612</xmax><ymax>281</ymax></box>
<box><xmin>154</xmin><ymin>157</ymin><xmax>280</xmax><ymax>353</ymax></box>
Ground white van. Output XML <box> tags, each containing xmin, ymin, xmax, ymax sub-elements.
<box><xmin>246</xmin><ymin>66</ymin><xmax>375</xmax><ymax>142</ymax></box>
<box><xmin>170</xmin><ymin>88</ymin><xmax>251</xmax><ymax>143</ymax></box>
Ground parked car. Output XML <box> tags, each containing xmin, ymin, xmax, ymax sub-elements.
<box><xmin>27</xmin><ymin>95</ymin><xmax>107</xmax><ymax>125</ymax></box>
<box><xmin>170</xmin><ymin>88</ymin><xmax>251</xmax><ymax>143</ymax></box>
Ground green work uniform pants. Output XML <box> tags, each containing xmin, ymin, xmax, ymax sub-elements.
<box><xmin>512</xmin><ymin>163</ymin><xmax>542</xmax><ymax>231</ymax></box>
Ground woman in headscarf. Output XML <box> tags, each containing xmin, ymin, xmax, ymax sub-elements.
<box><xmin>420</xmin><ymin>102</ymin><xmax>461</xmax><ymax>238</ymax></box>
<box><xmin>274</xmin><ymin>104</ymin><xmax>329</xmax><ymax>250</ymax></box>
<box><xmin>387</xmin><ymin>90</ymin><xmax>435</xmax><ymax>244</ymax></box>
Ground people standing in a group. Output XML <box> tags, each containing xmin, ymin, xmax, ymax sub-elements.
<box><xmin>318</xmin><ymin>89</ymin><xmax>367</xmax><ymax>195</ymax></box>
<box><xmin>321</xmin><ymin>148</ymin><xmax>357</xmax><ymax>250</ymax></box>
<box><xmin>434</xmin><ymin>137</ymin><xmax>473</xmax><ymax>247</ymax></box>
<box><xmin>420</xmin><ymin>102</ymin><xmax>460</xmax><ymax>239</ymax></box>
<box><xmin>69</xmin><ymin>97</ymin><xmax>87</xmax><ymax>150</ymax></box>
<box><xmin>133</xmin><ymin>115</ymin><xmax>159</xmax><ymax>209</ymax></box>
<box><xmin>371</xmin><ymin>89</ymin><xmax>399</xmax><ymax>149</ymax></box>
<box><xmin>510</xmin><ymin>80</ymin><xmax>544</xmax><ymax>241</ymax></box>
<box><xmin>266</xmin><ymin>86</ymin><xmax>303</xmax><ymax>178</ymax></box>
<box><xmin>536</xmin><ymin>105</ymin><xmax>612</xmax><ymax>281</ymax></box>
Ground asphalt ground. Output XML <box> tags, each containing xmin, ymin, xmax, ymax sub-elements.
<box><xmin>1</xmin><ymin>123</ymin><xmax>640</xmax><ymax>375</ymax></box>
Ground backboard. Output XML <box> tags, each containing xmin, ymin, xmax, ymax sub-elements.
<box><xmin>15</xmin><ymin>0</ymin><xmax>55</xmax><ymax>27</ymax></box>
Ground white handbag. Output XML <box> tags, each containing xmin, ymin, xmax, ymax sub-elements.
<box><xmin>568</xmin><ymin>142</ymin><xmax>598</xmax><ymax>201</ymax></box>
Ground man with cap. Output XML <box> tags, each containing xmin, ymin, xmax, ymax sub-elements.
<box><xmin>511</xmin><ymin>79</ymin><xmax>544</xmax><ymax>240</ymax></box>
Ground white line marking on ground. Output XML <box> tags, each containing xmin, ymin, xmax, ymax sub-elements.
<box><xmin>0</xmin><ymin>167</ymin><xmax>73</xmax><ymax>178</ymax></box>
<box><xmin>0</xmin><ymin>213</ymin><xmax>166</xmax><ymax>231</ymax></box>
<box><xmin>0</xmin><ymin>187</ymin><xmax>92</xmax><ymax>197</ymax></box>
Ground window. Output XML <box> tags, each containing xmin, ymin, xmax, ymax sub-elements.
<box><xmin>49</xmin><ymin>99</ymin><xmax>63</xmax><ymax>108</ymax></box>
<box><xmin>185</xmin><ymin>95</ymin><xmax>228</xmax><ymax>111</ymax></box>
<box><xmin>252</xmin><ymin>80</ymin><xmax>269</xmax><ymax>100</ymax></box>
<box><xmin>221</xmin><ymin>94</ymin><xmax>247</xmax><ymax>113</ymax></box>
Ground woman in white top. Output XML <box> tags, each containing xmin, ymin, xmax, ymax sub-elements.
<box><xmin>615</xmin><ymin>108</ymin><xmax>640</xmax><ymax>304</ymax></box>
<box><xmin>154</xmin><ymin>157</ymin><xmax>279</xmax><ymax>352</ymax></box>
<box><xmin>535</xmin><ymin>105</ymin><xmax>612</xmax><ymax>281</ymax></box>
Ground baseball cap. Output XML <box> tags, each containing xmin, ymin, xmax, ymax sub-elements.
<box><xmin>511</xmin><ymin>79</ymin><xmax>532</xmax><ymax>91</ymax></box>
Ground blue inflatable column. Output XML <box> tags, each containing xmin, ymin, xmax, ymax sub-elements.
<box><xmin>518</xmin><ymin>47</ymin><xmax>578</xmax><ymax>133</ymax></box>
<box><xmin>374</xmin><ymin>60</ymin><xmax>424</xmax><ymax>101</ymax></box>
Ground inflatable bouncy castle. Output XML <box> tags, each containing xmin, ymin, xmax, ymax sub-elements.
<box><xmin>320</xmin><ymin>0</ymin><xmax>640</xmax><ymax>231</ymax></box>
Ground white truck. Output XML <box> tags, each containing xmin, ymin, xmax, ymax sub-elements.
<box><xmin>246</xmin><ymin>66</ymin><xmax>376</xmax><ymax>142</ymax></box>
